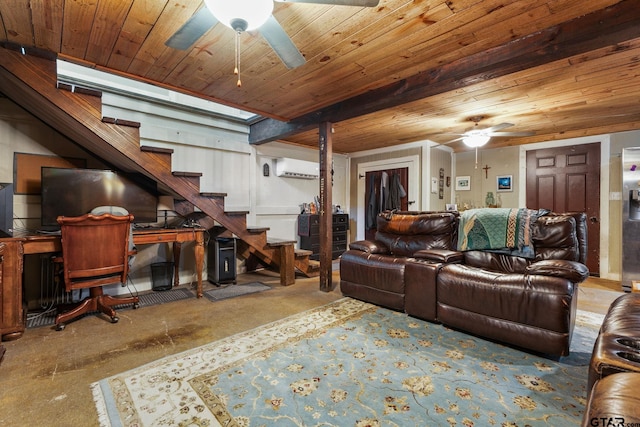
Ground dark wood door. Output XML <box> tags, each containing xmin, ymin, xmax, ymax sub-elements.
<box><xmin>364</xmin><ymin>168</ymin><xmax>409</xmax><ymax>241</ymax></box>
<box><xmin>526</xmin><ymin>142</ymin><xmax>600</xmax><ymax>274</ymax></box>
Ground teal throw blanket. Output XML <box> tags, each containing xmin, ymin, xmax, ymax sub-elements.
<box><xmin>457</xmin><ymin>208</ymin><xmax>536</xmax><ymax>258</ymax></box>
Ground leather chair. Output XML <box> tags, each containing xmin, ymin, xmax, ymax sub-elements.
<box><xmin>54</xmin><ymin>212</ymin><xmax>139</xmax><ymax>330</ymax></box>
<box><xmin>587</xmin><ymin>293</ymin><xmax>640</xmax><ymax>392</ymax></box>
<box><xmin>340</xmin><ymin>211</ymin><xmax>458</xmax><ymax>312</ymax></box>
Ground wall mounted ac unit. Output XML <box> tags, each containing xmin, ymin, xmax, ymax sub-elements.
<box><xmin>275</xmin><ymin>158</ymin><xmax>319</xmax><ymax>179</ymax></box>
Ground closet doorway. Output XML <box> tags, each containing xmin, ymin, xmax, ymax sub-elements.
<box><xmin>364</xmin><ymin>168</ymin><xmax>409</xmax><ymax>240</ymax></box>
<box><xmin>356</xmin><ymin>155</ymin><xmax>420</xmax><ymax>241</ymax></box>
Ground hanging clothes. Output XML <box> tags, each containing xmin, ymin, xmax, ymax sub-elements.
<box><xmin>388</xmin><ymin>172</ymin><xmax>407</xmax><ymax>210</ymax></box>
<box><xmin>366</xmin><ymin>176</ymin><xmax>378</xmax><ymax>230</ymax></box>
<box><xmin>379</xmin><ymin>171</ymin><xmax>389</xmax><ymax>212</ymax></box>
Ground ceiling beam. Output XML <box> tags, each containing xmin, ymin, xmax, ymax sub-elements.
<box><xmin>249</xmin><ymin>0</ymin><xmax>640</xmax><ymax>145</ymax></box>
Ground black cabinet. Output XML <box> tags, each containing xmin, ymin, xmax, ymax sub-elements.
<box><xmin>298</xmin><ymin>214</ymin><xmax>349</xmax><ymax>261</ymax></box>
<box><xmin>207</xmin><ymin>238</ymin><xmax>237</xmax><ymax>285</ymax></box>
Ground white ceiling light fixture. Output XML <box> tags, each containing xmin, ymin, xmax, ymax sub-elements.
<box><xmin>462</xmin><ymin>131</ymin><xmax>491</xmax><ymax>148</ymax></box>
<box><xmin>203</xmin><ymin>0</ymin><xmax>275</xmax><ymax>87</ymax></box>
<box><xmin>204</xmin><ymin>0</ymin><xmax>273</xmax><ymax>32</ymax></box>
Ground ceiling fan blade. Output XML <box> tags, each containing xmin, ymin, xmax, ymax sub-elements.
<box><xmin>488</xmin><ymin>131</ymin><xmax>535</xmax><ymax>137</ymax></box>
<box><xmin>259</xmin><ymin>15</ymin><xmax>306</xmax><ymax>69</ymax></box>
<box><xmin>440</xmin><ymin>137</ymin><xmax>464</xmax><ymax>145</ymax></box>
<box><xmin>276</xmin><ymin>0</ymin><xmax>380</xmax><ymax>6</ymax></box>
<box><xmin>484</xmin><ymin>123</ymin><xmax>514</xmax><ymax>132</ymax></box>
<box><xmin>165</xmin><ymin>7</ymin><xmax>218</xmax><ymax>50</ymax></box>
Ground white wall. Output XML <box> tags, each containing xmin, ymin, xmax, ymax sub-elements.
<box><xmin>252</xmin><ymin>142</ymin><xmax>348</xmax><ymax>244</ymax></box>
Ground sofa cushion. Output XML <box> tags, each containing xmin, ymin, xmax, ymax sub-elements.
<box><xmin>437</xmin><ymin>263</ymin><xmax>576</xmax><ymax>333</ymax></box>
<box><xmin>533</xmin><ymin>215</ymin><xmax>580</xmax><ymax>262</ymax></box>
<box><xmin>339</xmin><ymin>251</ymin><xmax>406</xmax><ymax>295</ymax></box>
<box><xmin>582</xmin><ymin>373</ymin><xmax>640</xmax><ymax>426</ymax></box>
<box><xmin>376</xmin><ymin>212</ymin><xmax>457</xmax><ymax>256</ymax></box>
<box><xmin>463</xmin><ymin>250</ymin><xmax>530</xmax><ymax>273</ymax></box>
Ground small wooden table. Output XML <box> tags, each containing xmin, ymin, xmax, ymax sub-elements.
<box><xmin>0</xmin><ymin>227</ymin><xmax>206</xmax><ymax>341</ymax></box>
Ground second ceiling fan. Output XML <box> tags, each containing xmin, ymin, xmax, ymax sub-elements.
<box><xmin>165</xmin><ymin>0</ymin><xmax>380</xmax><ymax>86</ymax></box>
<box><xmin>445</xmin><ymin>116</ymin><xmax>535</xmax><ymax>148</ymax></box>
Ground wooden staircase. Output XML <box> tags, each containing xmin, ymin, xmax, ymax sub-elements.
<box><xmin>0</xmin><ymin>46</ymin><xmax>320</xmax><ymax>285</ymax></box>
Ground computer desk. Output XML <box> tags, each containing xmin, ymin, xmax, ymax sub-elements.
<box><xmin>0</xmin><ymin>227</ymin><xmax>205</xmax><ymax>341</ymax></box>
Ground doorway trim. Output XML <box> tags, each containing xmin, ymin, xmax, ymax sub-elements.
<box><xmin>518</xmin><ymin>134</ymin><xmax>611</xmax><ymax>279</ymax></box>
<box><xmin>356</xmin><ymin>155</ymin><xmax>420</xmax><ymax>240</ymax></box>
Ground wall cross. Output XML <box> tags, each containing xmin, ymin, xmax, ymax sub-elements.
<box><xmin>482</xmin><ymin>164</ymin><xmax>491</xmax><ymax>179</ymax></box>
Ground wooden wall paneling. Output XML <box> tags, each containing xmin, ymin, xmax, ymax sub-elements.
<box><xmin>13</xmin><ymin>153</ymin><xmax>86</xmax><ymax>195</ymax></box>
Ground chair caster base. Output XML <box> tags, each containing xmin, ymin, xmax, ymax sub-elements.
<box><xmin>133</xmin><ymin>302</ymin><xmax>140</xmax><ymax>309</ymax></box>
<box><xmin>110</xmin><ymin>316</ymin><xmax>119</xmax><ymax>324</ymax></box>
<box><xmin>56</xmin><ymin>323</ymin><xmax>65</xmax><ymax>331</ymax></box>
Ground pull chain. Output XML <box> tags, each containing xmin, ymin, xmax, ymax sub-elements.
<box><xmin>234</xmin><ymin>29</ymin><xmax>242</xmax><ymax>87</ymax></box>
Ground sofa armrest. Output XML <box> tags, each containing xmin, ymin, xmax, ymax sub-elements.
<box><xmin>525</xmin><ymin>259</ymin><xmax>589</xmax><ymax>283</ymax></box>
<box><xmin>413</xmin><ymin>249</ymin><xmax>463</xmax><ymax>263</ymax></box>
<box><xmin>348</xmin><ymin>240</ymin><xmax>390</xmax><ymax>254</ymax></box>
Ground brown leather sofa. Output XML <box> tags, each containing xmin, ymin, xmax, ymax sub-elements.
<box><xmin>340</xmin><ymin>209</ymin><xmax>589</xmax><ymax>357</ymax></box>
<box><xmin>581</xmin><ymin>293</ymin><xmax>640</xmax><ymax>426</ymax></box>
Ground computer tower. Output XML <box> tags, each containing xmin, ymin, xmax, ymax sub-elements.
<box><xmin>207</xmin><ymin>237</ymin><xmax>237</xmax><ymax>285</ymax></box>
<box><xmin>0</xmin><ymin>183</ymin><xmax>13</xmax><ymax>237</ymax></box>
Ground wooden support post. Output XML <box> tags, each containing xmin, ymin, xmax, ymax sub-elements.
<box><xmin>319</xmin><ymin>121</ymin><xmax>334</xmax><ymax>292</ymax></box>
<box><xmin>279</xmin><ymin>243</ymin><xmax>295</xmax><ymax>286</ymax></box>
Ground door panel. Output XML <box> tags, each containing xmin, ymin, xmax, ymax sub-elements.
<box><xmin>526</xmin><ymin>143</ymin><xmax>600</xmax><ymax>274</ymax></box>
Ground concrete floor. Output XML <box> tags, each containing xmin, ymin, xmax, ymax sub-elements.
<box><xmin>0</xmin><ymin>272</ymin><xmax>622</xmax><ymax>426</ymax></box>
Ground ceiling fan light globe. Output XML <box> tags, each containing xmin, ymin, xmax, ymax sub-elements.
<box><xmin>462</xmin><ymin>134</ymin><xmax>490</xmax><ymax>147</ymax></box>
<box><xmin>205</xmin><ymin>0</ymin><xmax>273</xmax><ymax>31</ymax></box>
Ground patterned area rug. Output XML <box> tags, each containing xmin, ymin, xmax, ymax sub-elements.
<box><xmin>92</xmin><ymin>298</ymin><xmax>603</xmax><ymax>427</ymax></box>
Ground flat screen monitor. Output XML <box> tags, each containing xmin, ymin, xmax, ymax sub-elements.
<box><xmin>41</xmin><ymin>167</ymin><xmax>158</xmax><ymax>227</ymax></box>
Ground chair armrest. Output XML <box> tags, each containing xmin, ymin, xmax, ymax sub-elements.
<box><xmin>413</xmin><ymin>249</ymin><xmax>463</xmax><ymax>263</ymax></box>
<box><xmin>348</xmin><ymin>240</ymin><xmax>390</xmax><ymax>254</ymax></box>
<box><xmin>525</xmin><ymin>259</ymin><xmax>589</xmax><ymax>283</ymax></box>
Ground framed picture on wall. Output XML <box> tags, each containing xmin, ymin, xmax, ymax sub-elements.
<box><xmin>497</xmin><ymin>175</ymin><xmax>513</xmax><ymax>192</ymax></box>
<box><xmin>455</xmin><ymin>176</ymin><xmax>471</xmax><ymax>191</ymax></box>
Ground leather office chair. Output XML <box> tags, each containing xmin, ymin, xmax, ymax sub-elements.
<box><xmin>54</xmin><ymin>213</ymin><xmax>139</xmax><ymax>330</ymax></box>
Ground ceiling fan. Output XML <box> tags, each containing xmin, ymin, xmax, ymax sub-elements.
<box><xmin>444</xmin><ymin>116</ymin><xmax>535</xmax><ymax>148</ymax></box>
<box><xmin>442</xmin><ymin>116</ymin><xmax>535</xmax><ymax>167</ymax></box>
<box><xmin>165</xmin><ymin>0</ymin><xmax>380</xmax><ymax>86</ymax></box>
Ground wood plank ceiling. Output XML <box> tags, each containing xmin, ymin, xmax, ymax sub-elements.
<box><xmin>1</xmin><ymin>0</ymin><xmax>639</xmax><ymax>154</ymax></box>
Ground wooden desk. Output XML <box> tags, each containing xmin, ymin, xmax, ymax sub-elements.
<box><xmin>0</xmin><ymin>227</ymin><xmax>205</xmax><ymax>341</ymax></box>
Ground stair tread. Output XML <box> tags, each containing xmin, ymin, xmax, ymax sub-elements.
<box><xmin>141</xmin><ymin>145</ymin><xmax>174</xmax><ymax>154</ymax></box>
<box><xmin>295</xmin><ymin>249</ymin><xmax>313</xmax><ymax>257</ymax></box>
<box><xmin>267</xmin><ymin>238</ymin><xmax>297</xmax><ymax>246</ymax></box>
<box><xmin>101</xmin><ymin>116</ymin><xmax>141</xmax><ymax>128</ymax></box>
<box><xmin>247</xmin><ymin>226</ymin><xmax>270</xmax><ymax>233</ymax></box>
<box><xmin>201</xmin><ymin>192</ymin><xmax>227</xmax><ymax>198</ymax></box>
<box><xmin>173</xmin><ymin>171</ymin><xmax>203</xmax><ymax>177</ymax></box>
<box><xmin>226</xmin><ymin>210</ymin><xmax>249</xmax><ymax>216</ymax></box>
